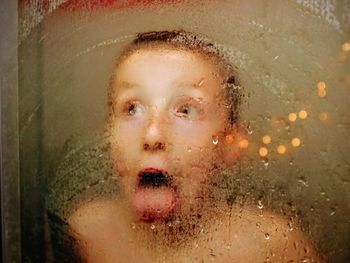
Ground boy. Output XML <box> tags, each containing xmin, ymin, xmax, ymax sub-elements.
<box><xmin>68</xmin><ymin>31</ymin><xmax>321</xmax><ymax>262</ymax></box>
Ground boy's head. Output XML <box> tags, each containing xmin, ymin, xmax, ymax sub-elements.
<box><xmin>108</xmin><ymin>30</ymin><xmax>242</xmax><ymax>222</ymax></box>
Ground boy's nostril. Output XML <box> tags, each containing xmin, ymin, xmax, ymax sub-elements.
<box><xmin>143</xmin><ymin>142</ymin><xmax>165</xmax><ymax>151</ymax></box>
<box><xmin>155</xmin><ymin>142</ymin><xmax>165</xmax><ymax>150</ymax></box>
<box><xmin>143</xmin><ymin>143</ymin><xmax>150</xmax><ymax>151</ymax></box>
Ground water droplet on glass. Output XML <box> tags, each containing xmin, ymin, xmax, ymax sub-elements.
<box><xmin>302</xmin><ymin>256</ymin><xmax>311</xmax><ymax>262</ymax></box>
<box><xmin>261</xmin><ymin>157</ymin><xmax>269</xmax><ymax>167</ymax></box>
<box><xmin>257</xmin><ymin>200</ymin><xmax>264</xmax><ymax>209</ymax></box>
<box><xmin>330</xmin><ymin>208</ymin><xmax>336</xmax><ymax>216</ymax></box>
<box><xmin>150</xmin><ymin>224</ymin><xmax>156</xmax><ymax>230</ymax></box>
<box><xmin>264</xmin><ymin>233</ymin><xmax>270</xmax><ymax>240</ymax></box>
<box><xmin>209</xmin><ymin>250</ymin><xmax>216</xmax><ymax>261</ymax></box>
<box><xmin>293</xmin><ymin>241</ymin><xmax>298</xmax><ymax>249</ymax></box>
<box><xmin>212</xmin><ymin>136</ymin><xmax>219</xmax><ymax>145</ymax></box>
<box><xmin>130</xmin><ymin>223</ymin><xmax>136</xmax><ymax>229</ymax></box>
<box><xmin>247</xmin><ymin>125</ymin><xmax>254</xmax><ymax>135</ymax></box>
<box><xmin>297</xmin><ymin>177</ymin><xmax>308</xmax><ymax>187</ymax></box>
<box><xmin>187</xmin><ymin>147</ymin><xmax>192</xmax><ymax>153</ymax></box>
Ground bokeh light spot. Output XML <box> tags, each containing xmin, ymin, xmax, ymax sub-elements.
<box><xmin>259</xmin><ymin>147</ymin><xmax>268</xmax><ymax>157</ymax></box>
<box><xmin>262</xmin><ymin>135</ymin><xmax>271</xmax><ymax>145</ymax></box>
<box><xmin>298</xmin><ymin>110</ymin><xmax>308</xmax><ymax>119</ymax></box>
<box><xmin>317</xmin><ymin>81</ymin><xmax>326</xmax><ymax>90</ymax></box>
<box><xmin>318</xmin><ymin>89</ymin><xmax>327</xmax><ymax>97</ymax></box>
<box><xmin>225</xmin><ymin>134</ymin><xmax>234</xmax><ymax>144</ymax></box>
<box><xmin>239</xmin><ymin>139</ymin><xmax>249</xmax><ymax>148</ymax></box>
<box><xmin>288</xmin><ymin>113</ymin><xmax>297</xmax><ymax>122</ymax></box>
<box><xmin>291</xmin><ymin>137</ymin><xmax>301</xmax><ymax>147</ymax></box>
<box><xmin>317</xmin><ymin>81</ymin><xmax>327</xmax><ymax>97</ymax></box>
<box><xmin>342</xmin><ymin>42</ymin><xmax>350</xmax><ymax>52</ymax></box>
<box><xmin>277</xmin><ymin>145</ymin><xmax>286</xmax><ymax>154</ymax></box>
<box><xmin>319</xmin><ymin>112</ymin><xmax>329</xmax><ymax>121</ymax></box>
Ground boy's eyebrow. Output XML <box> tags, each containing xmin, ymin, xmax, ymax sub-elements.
<box><xmin>176</xmin><ymin>78</ymin><xmax>205</xmax><ymax>89</ymax></box>
<box><xmin>116</xmin><ymin>80</ymin><xmax>141</xmax><ymax>89</ymax></box>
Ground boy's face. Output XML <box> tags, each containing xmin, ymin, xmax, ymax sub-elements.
<box><xmin>110</xmin><ymin>47</ymin><xmax>238</xmax><ymax>222</ymax></box>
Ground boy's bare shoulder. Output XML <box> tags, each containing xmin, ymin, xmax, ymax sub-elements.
<box><xmin>68</xmin><ymin>199</ymin><xmax>124</xmax><ymax>239</ymax></box>
<box><xmin>225</xmin><ymin>206</ymin><xmax>323</xmax><ymax>262</ymax></box>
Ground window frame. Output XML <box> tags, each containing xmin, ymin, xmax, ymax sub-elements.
<box><xmin>0</xmin><ymin>0</ymin><xmax>21</xmax><ymax>262</ymax></box>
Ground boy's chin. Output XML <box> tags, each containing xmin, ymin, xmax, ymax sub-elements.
<box><xmin>132</xmin><ymin>186</ymin><xmax>178</xmax><ymax>222</ymax></box>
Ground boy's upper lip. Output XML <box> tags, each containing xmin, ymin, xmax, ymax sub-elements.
<box><xmin>139</xmin><ymin>157</ymin><xmax>167</xmax><ymax>169</ymax></box>
<box><xmin>138</xmin><ymin>167</ymin><xmax>165</xmax><ymax>174</ymax></box>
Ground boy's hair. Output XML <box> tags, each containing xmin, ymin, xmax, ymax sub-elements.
<box><xmin>108</xmin><ymin>30</ymin><xmax>241</xmax><ymax>125</ymax></box>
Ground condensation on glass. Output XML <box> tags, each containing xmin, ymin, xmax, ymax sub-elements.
<box><xmin>10</xmin><ymin>0</ymin><xmax>350</xmax><ymax>262</ymax></box>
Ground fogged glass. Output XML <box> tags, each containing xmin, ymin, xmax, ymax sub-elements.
<box><xmin>18</xmin><ymin>1</ymin><xmax>350</xmax><ymax>262</ymax></box>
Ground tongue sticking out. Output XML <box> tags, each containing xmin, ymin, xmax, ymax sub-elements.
<box><xmin>133</xmin><ymin>187</ymin><xmax>176</xmax><ymax>220</ymax></box>
<box><xmin>134</xmin><ymin>169</ymin><xmax>177</xmax><ymax>220</ymax></box>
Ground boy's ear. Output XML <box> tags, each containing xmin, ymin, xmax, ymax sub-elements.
<box><xmin>222</xmin><ymin>125</ymin><xmax>246</xmax><ymax>166</ymax></box>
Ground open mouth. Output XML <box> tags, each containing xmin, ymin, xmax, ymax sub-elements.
<box><xmin>138</xmin><ymin>168</ymin><xmax>172</xmax><ymax>188</ymax></box>
<box><xmin>134</xmin><ymin>168</ymin><xmax>178</xmax><ymax>221</ymax></box>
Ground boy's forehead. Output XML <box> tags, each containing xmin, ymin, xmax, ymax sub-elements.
<box><xmin>119</xmin><ymin>47</ymin><xmax>208</xmax><ymax>68</ymax></box>
<box><xmin>114</xmin><ymin>47</ymin><xmax>226</xmax><ymax>88</ymax></box>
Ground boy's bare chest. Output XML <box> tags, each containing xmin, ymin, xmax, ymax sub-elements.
<box><xmin>130</xmin><ymin>223</ymin><xmax>266</xmax><ymax>263</ymax></box>
<box><xmin>70</xmin><ymin>202</ymin><xmax>293</xmax><ymax>263</ymax></box>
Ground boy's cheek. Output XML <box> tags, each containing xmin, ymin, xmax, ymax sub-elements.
<box><xmin>111</xmin><ymin>140</ymin><xmax>138</xmax><ymax>175</ymax></box>
<box><xmin>172</xmin><ymin>121</ymin><xmax>215</xmax><ymax>145</ymax></box>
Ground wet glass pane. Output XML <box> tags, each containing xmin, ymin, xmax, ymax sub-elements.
<box><xmin>15</xmin><ymin>0</ymin><xmax>350</xmax><ymax>262</ymax></box>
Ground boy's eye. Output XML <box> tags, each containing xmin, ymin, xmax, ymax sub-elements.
<box><xmin>123</xmin><ymin>101</ymin><xmax>143</xmax><ymax>116</ymax></box>
<box><xmin>175</xmin><ymin>102</ymin><xmax>202</xmax><ymax>120</ymax></box>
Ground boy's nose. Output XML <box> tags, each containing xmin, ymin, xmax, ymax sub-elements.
<box><xmin>143</xmin><ymin>116</ymin><xmax>167</xmax><ymax>152</ymax></box>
